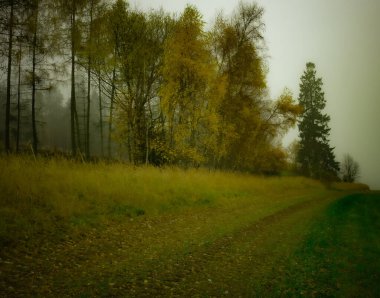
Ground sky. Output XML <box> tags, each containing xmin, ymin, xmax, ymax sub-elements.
<box><xmin>133</xmin><ymin>0</ymin><xmax>380</xmax><ymax>189</ymax></box>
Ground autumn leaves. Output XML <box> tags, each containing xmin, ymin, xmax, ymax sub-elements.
<box><xmin>154</xmin><ymin>4</ymin><xmax>300</xmax><ymax>171</ymax></box>
<box><xmin>1</xmin><ymin>1</ymin><xmax>301</xmax><ymax>173</ymax></box>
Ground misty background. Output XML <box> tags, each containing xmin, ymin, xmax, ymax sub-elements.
<box><xmin>134</xmin><ymin>0</ymin><xmax>380</xmax><ymax>189</ymax></box>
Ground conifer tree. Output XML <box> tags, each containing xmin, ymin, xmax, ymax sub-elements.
<box><xmin>297</xmin><ymin>62</ymin><xmax>339</xmax><ymax>179</ymax></box>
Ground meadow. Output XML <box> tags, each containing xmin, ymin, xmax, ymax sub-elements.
<box><xmin>0</xmin><ymin>155</ymin><xmax>330</xmax><ymax>247</ymax></box>
<box><xmin>0</xmin><ymin>156</ymin><xmax>377</xmax><ymax>297</ymax></box>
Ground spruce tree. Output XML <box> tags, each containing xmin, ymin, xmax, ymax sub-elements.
<box><xmin>297</xmin><ymin>62</ymin><xmax>339</xmax><ymax>179</ymax></box>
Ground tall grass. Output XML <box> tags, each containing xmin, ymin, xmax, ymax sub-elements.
<box><xmin>0</xmin><ymin>155</ymin><xmax>327</xmax><ymax>246</ymax></box>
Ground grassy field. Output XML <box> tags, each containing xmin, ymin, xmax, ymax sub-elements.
<box><xmin>0</xmin><ymin>156</ymin><xmax>377</xmax><ymax>297</ymax></box>
<box><xmin>0</xmin><ymin>155</ymin><xmax>329</xmax><ymax>246</ymax></box>
<box><xmin>270</xmin><ymin>192</ymin><xmax>380</xmax><ymax>297</ymax></box>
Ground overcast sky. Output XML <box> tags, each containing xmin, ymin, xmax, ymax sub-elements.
<box><xmin>134</xmin><ymin>0</ymin><xmax>380</xmax><ymax>189</ymax></box>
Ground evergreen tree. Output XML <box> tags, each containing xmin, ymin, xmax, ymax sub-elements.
<box><xmin>297</xmin><ymin>62</ymin><xmax>339</xmax><ymax>179</ymax></box>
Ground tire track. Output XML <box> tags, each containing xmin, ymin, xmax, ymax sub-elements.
<box><xmin>0</xmin><ymin>192</ymin><xmax>343</xmax><ymax>297</ymax></box>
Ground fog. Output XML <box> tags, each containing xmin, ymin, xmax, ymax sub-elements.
<box><xmin>135</xmin><ymin>0</ymin><xmax>380</xmax><ymax>189</ymax></box>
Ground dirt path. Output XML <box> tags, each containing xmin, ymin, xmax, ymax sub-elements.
<box><xmin>0</xmin><ymin>193</ymin><xmax>341</xmax><ymax>297</ymax></box>
<box><xmin>124</xmin><ymin>194</ymin><xmax>338</xmax><ymax>297</ymax></box>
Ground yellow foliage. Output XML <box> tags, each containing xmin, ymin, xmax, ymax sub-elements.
<box><xmin>276</xmin><ymin>88</ymin><xmax>302</xmax><ymax>128</ymax></box>
<box><xmin>160</xmin><ymin>5</ymin><xmax>225</xmax><ymax>165</ymax></box>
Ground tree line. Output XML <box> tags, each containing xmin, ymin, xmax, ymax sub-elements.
<box><xmin>2</xmin><ymin>0</ymin><xmax>353</xmax><ymax>180</ymax></box>
<box><xmin>1</xmin><ymin>0</ymin><xmax>302</xmax><ymax>173</ymax></box>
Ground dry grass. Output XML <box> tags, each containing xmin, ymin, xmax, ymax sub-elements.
<box><xmin>0</xmin><ymin>155</ymin><xmax>329</xmax><ymax>246</ymax></box>
<box><xmin>1</xmin><ymin>155</ymin><xmax>375</xmax><ymax>296</ymax></box>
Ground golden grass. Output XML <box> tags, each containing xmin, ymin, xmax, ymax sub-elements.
<box><xmin>0</xmin><ymin>155</ymin><xmax>328</xmax><ymax>245</ymax></box>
